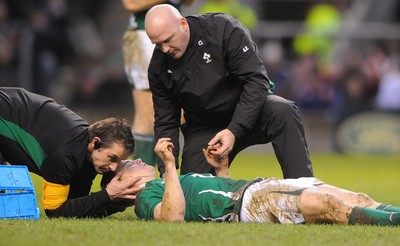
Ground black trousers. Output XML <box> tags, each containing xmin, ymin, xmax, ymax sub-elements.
<box><xmin>180</xmin><ymin>95</ymin><xmax>314</xmax><ymax>179</ymax></box>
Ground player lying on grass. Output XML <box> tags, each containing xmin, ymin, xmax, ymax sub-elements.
<box><xmin>118</xmin><ymin>138</ymin><xmax>400</xmax><ymax>225</ymax></box>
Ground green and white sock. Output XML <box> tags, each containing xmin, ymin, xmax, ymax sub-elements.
<box><xmin>376</xmin><ymin>204</ymin><xmax>400</xmax><ymax>213</ymax></box>
<box><xmin>349</xmin><ymin>206</ymin><xmax>400</xmax><ymax>226</ymax></box>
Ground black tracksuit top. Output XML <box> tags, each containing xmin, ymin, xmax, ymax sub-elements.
<box><xmin>149</xmin><ymin>13</ymin><xmax>274</xmax><ymax>159</ymax></box>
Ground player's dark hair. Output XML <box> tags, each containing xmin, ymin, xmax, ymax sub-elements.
<box><xmin>88</xmin><ymin>117</ymin><xmax>135</xmax><ymax>157</ymax></box>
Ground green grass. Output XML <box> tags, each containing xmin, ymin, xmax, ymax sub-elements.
<box><xmin>1</xmin><ymin>153</ymin><xmax>400</xmax><ymax>246</ymax></box>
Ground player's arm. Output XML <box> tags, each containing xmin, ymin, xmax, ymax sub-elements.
<box><xmin>153</xmin><ymin>138</ymin><xmax>185</xmax><ymax>222</ymax></box>
<box><xmin>122</xmin><ymin>0</ymin><xmax>168</xmax><ymax>13</ymax></box>
<box><xmin>203</xmin><ymin>144</ymin><xmax>230</xmax><ymax>178</ymax></box>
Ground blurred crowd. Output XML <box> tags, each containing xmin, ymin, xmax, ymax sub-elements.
<box><xmin>1</xmin><ymin>0</ymin><xmax>400</xmax><ymax>126</ymax></box>
<box><xmin>0</xmin><ymin>0</ymin><xmax>129</xmax><ymax>106</ymax></box>
<box><xmin>256</xmin><ymin>1</ymin><xmax>400</xmax><ymax>129</ymax></box>
<box><xmin>261</xmin><ymin>37</ymin><xmax>400</xmax><ymax>127</ymax></box>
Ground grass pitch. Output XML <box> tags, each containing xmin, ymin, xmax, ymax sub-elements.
<box><xmin>1</xmin><ymin>153</ymin><xmax>400</xmax><ymax>246</ymax></box>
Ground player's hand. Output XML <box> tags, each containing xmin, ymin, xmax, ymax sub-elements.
<box><xmin>154</xmin><ymin>138</ymin><xmax>175</xmax><ymax>166</ymax></box>
<box><xmin>106</xmin><ymin>171</ymin><xmax>143</xmax><ymax>200</ymax></box>
<box><xmin>207</xmin><ymin>129</ymin><xmax>235</xmax><ymax>158</ymax></box>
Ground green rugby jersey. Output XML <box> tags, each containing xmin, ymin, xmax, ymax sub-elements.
<box><xmin>135</xmin><ymin>173</ymin><xmax>250</xmax><ymax>221</ymax></box>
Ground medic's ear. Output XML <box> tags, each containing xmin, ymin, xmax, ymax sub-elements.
<box><xmin>94</xmin><ymin>140</ymin><xmax>102</xmax><ymax>150</ymax></box>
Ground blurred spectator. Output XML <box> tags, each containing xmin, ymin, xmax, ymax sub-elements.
<box><xmin>68</xmin><ymin>0</ymin><xmax>108</xmax><ymax>29</ymax></box>
<box><xmin>1</xmin><ymin>0</ymin><xmax>109</xmax><ymax>104</ymax></box>
<box><xmin>198</xmin><ymin>0</ymin><xmax>258</xmax><ymax>31</ymax></box>
<box><xmin>293</xmin><ymin>3</ymin><xmax>342</xmax><ymax>71</ymax></box>
<box><xmin>375</xmin><ymin>56</ymin><xmax>400</xmax><ymax>112</ymax></box>
<box><xmin>361</xmin><ymin>42</ymin><xmax>391</xmax><ymax>99</ymax></box>
<box><xmin>29</xmin><ymin>0</ymin><xmax>75</xmax><ymax>96</ymax></box>
<box><xmin>333</xmin><ymin>67</ymin><xmax>372</xmax><ymax>125</ymax></box>
<box><xmin>0</xmin><ymin>0</ymin><xmax>21</xmax><ymax>87</ymax></box>
<box><xmin>286</xmin><ymin>54</ymin><xmax>336</xmax><ymax>110</ymax></box>
<box><xmin>259</xmin><ymin>40</ymin><xmax>291</xmax><ymax>98</ymax></box>
<box><xmin>285</xmin><ymin>2</ymin><xmax>347</xmax><ymax>111</ymax></box>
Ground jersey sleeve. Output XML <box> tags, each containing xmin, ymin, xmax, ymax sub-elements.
<box><xmin>134</xmin><ymin>180</ymin><xmax>165</xmax><ymax>220</ymax></box>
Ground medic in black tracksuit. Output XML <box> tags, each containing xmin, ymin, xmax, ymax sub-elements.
<box><xmin>148</xmin><ymin>13</ymin><xmax>314</xmax><ymax>178</ymax></box>
<box><xmin>0</xmin><ymin>87</ymin><xmax>130</xmax><ymax>218</ymax></box>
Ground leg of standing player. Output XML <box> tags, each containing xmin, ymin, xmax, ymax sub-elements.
<box><xmin>123</xmin><ymin>29</ymin><xmax>157</xmax><ymax>166</ymax></box>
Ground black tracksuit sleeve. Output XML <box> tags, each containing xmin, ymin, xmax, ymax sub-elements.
<box><xmin>42</xmin><ymin>151</ymin><xmax>132</xmax><ymax>218</ymax></box>
<box><xmin>44</xmin><ymin>189</ymin><xmax>120</xmax><ymax>218</ymax></box>
<box><xmin>222</xmin><ymin>17</ymin><xmax>271</xmax><ymax>139</ymax></box>
<box><xmin>149</xmin><ymin>71</ymin><xmax>181</xmax><ymax>174</ymax></box>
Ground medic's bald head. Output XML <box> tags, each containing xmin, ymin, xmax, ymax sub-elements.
<box><xmin>145</xmin><ymin>4</ymin><xmax>190</xmax><ymax>59</ymax></box>
<box><xmin>145</xmin><ymin>4</ymin><xmax>182</xmax><ymax>41</ymax></box>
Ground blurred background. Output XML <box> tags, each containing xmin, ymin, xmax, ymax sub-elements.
<box><xmin>1</xmin><ymin>0</ymin><xmax>400</xmax><ymax>155</ymax></box>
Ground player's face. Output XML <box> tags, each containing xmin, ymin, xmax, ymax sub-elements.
<box><xmin>90</xmin><ymin>142</ymin><xmax>127</xmax><ymax>174</ymax></box>
<box><xmin>151</xmin><ymin>18</ymin><xmax>190</xmax><ymax>59</ymax></box>
<box><xmin>120</xmin><ymin>159</ymin><xmax>157</xmax><ymax>182</ymax></box>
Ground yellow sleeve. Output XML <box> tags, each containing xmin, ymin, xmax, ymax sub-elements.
<box><xmin>42</xmin><ymin>179</ymin><xmax>70</xmax><ymax>210</ymax></box>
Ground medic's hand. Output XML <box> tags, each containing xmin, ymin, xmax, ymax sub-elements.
<box><xmin>203</xmin><ymin>144</ymin><xmax>226</xmax><ymax>168</ymax></box>
<box><xmin>203</xmin><ymin>143</ymin><xmax>230</xmax><ymax>178</ymax></box>
<box><xmin>106</xmin><ymin>172</ymin><xmax>142</xmax><ymax>200</ymax></box>
<box><xmin>207</xmin><ymin>129</ymin><xmax>235</xmax><ymax>158</ymax></box>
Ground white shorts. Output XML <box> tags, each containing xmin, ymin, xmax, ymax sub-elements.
<box><xmin>240</xmin><ymin>177</ymin><xmax>324</xmax><ymax>224</ymax></box>
<box><xmin>122</xmin><ymin>29</ymin><xmax>155</xmax><ymax>90</ymax></box>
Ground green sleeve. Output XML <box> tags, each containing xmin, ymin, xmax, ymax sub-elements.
<box><xmin>134</xmin><ymin>180</ymin><xmax>164</xmax><ymax>220</ymax></box>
